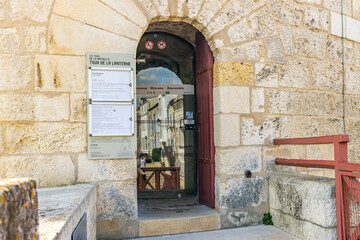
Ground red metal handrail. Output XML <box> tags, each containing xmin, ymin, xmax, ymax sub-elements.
<box><xmin>274</xmin><ymin>134</ymin><xmax>352</xmax><ymax>240</ymax></box>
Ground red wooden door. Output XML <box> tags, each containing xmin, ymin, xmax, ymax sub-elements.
<box><xmin>195</xmin><ymin>32</ymin><xmax>215</xmax><ymax>208</ymax></box>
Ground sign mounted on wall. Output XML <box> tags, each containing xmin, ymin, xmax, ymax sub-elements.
<box><xmin>87</xmin><ymin>52</ymin><xmax>135</xmax><ymax>159</ymax></box>
<box><xmin>89</xmin><ymin>68</ymin><xmax>133</xmax><ymax>102</ymax></box>
<box><xmin>145</xmin><ymin>41</ymin><xmax>154</xmax><ymax>50</ymax></box>
<box><xmin>157</xmin><ymin>40</ymin><xmax>166</xmax><ymax>49</ymax></box>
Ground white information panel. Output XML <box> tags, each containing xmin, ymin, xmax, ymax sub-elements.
<box><xmin>89</xmin><ymin>68</ymin><xmax>133</xmax><ymax>102</ymax></box>
<box><xmin>89</xmin><ymin>102</ymin><xmax>134</xmax><ymax>136</ymax></box>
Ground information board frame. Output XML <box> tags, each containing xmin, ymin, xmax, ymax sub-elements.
<box><xmin>88</xmin><ymin>67</ymin><xmax>134</xmax><ymax>102</ymax></box>
<box><xmin>88</xmin><ymin>102</ymin><xmax>134</xmax><ymax>137</ymax></box>
<box><xmin>86</xmin><ymin>52</ymin><xmax>136</xmax><ymax>160</ymax></box>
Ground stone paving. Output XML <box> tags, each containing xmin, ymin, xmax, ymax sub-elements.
<box><xmin>130</xmin><ymin>225</ymin><xmax>299</xmax><ymax>240</ymax></box>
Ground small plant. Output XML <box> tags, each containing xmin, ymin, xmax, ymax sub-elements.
<box><xmin>161</xmin><ymin>161</ymin><xmax>165</xmax><ymax>167</ymax></box>
<box><xmin>262</xmin><ymin>212</ymin><xmax>274</xmax><ymax>225</ymax></box>
<box><xmin>152</xmin><ymin>148</ymin><xmax>162</xmax><ymax>162</ymax></box>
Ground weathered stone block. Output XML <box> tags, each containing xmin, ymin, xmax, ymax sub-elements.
<box><xmin>5</xmin><ymin>123</ymin><xmax>86</xmax><ymax>154</ymax></box>
<box><xmin>0</xmin><ymin>94</ymin><xmax>34</xmax><ymax>121</ymax></box>
<box><xmin>48</xmin><ymin>14</ymin><xmax>137</xmax><ymax>55</ymax></box>
<box><xmin>278</xmin><ymin>25</ymin><xmax>293</xmax><ymax>55</ymax></box>
<box><xmin>70</xmin><ymin>93</ymin><xmax>87</xmax><ymax>122</ymax></box>
<box><xmin>184</xmin><ymin>0</ymin><xmax>202</xmax><ymax>19</ymax></box>
<box><xmin>213</xmin><ymin>86</ymin><xmax>250</xmax><ymax>114</ymax></box>
<box><xmin>207</xmin><ymin>0</ymin><xmax>265</xmax><ymax>35</ymax></box>
<box><xmin>0</xmin><ymin>55</ymin><xmax>32</xmax><ymax>91</ymax></box>
<box><xmin>35</xmin><ymin>55</ymin><xmax>86</xmax><ymax>92</ymax></box>
<box><xmin>136</xmin><ymin>0</ymin><xmax>157</xmax><ymax>19</ymax></box>
<box><xmin>324</xmin><ymin>0</ymin><xmax>352</xmax><ymax>15</ymax></box>
<box><xmin>96</xmin><ymin>180</ymin><xmax>138</xmax><ymax>239</ymax></box>
<box><xmin>280</xmin><ymin>116</ymin><xmax>320</xmax><ymax>138</ymax></box>
<box><xmin>348</xmin><ymin>143</ymin><xmax>360</xmax><ymax>163</ymax></box>
<box><xmin>355</xmin><ymin>43</ymin><xmax>360</xmax><ymax>67</ymax></box>
<box><xmin>335</xmin><ymin>95</ymin><xmax>360</xmax><ymax>117</ymax></box>
<box><xmin>0</xmin><ymin>155</ymin><xmax>75</xmax><ymax>187</ymax></box>
<box><xmin>266</xmin><ymin>38</ymin><xmax>286</xmax><ymax>64</ymax></box>
<box><xmin>295</xmin><ymin>0</ymin><xmax>321</xmax><ymax>5</ymax></box>
<box><xmin>10</xmin><ymin>0</ymin><xmax>53</xmax><ymax>22</ymax></box>
<box><xmin>293</xmin><ymin>28</ymin><xmax>325</xmax><ymax>58</ymax></box>
<box><xmin>304</xmin><ymin>6</ymin><xmax>329</xmax><ymax>31</ymax></box>
<box><xmin>101</xmin><ymin>0</ymin><xmax>147</xmax><ymax>27</ymax></box>
<box><xmin>270</xmin><ymin>174</ymin><xmax>336</xmax><ymax>239</ymax></box>
<box><xmin>228</xmin><ymin>18</ymin><xmax>254</xmax><ymax>44</ymax></box>
<box><xmin>214</xmin><ymin>114</ymin><xmax>240</xmax><ymax>147</ymax></box>
<box><xmin>263</xmin><ymin>145</ymin><xmax>307</xmax><ymax>172</ymax></box>
<box><xmin>216</xmin><ymin>146</ymin><xmax>262</xmax><ymax>176</ymax></box>
<box><xmin>354</xmin><ymin>0</ymin><xmax>360</xmax><ymax>21</ymax></box>
<box><xmin>249</xmin><ymin>8</ymin><xmax>277</xmax><ymax>38</ymax></box>
<box><xmin>24</xmin><ymin>26</ymin><xmax>46</xmax><ymax>52</ymax></box>
<box><xmin>255</xmin><ymin>64</ymin><xmax>278</xmax><ymax>87</ymax></box>
<box><xmin>312</xmin><ymin>61</ymin><xmax>342</xmax><ymax>92</ymax></box>
<box><xmin>346</xmin><ymin>119</ymin><xmax>360</xmax><ymax>143</ymax></box>
<box><xmin>241</xmin><ymin>117</ymin><xmax>280</xmax><ymax>145</ymax></box>
<box><xmin>219</xmin><ymin>177</ymin><xmax>268</xmax><ymax>210</ymax></box>
<box><xmin>346</xmin><ymin>66</ymin><xmax>360</xmax><ymax>95</ymax></box>
<box><xmin>251</xmin><ymin>88</ymin><xmax>265</xmax><ymax>113</ymax></box>
<box><xmin>272</xmin><ymin>1</ymin><xmax>303</xmax><ymax>26</ymax></box>
<box><xmin>268</xmin><ymin>89</ymin><xmax>302</xmax><ymax>114</ymax></box>
<box><xmin>0</xmin><ymin>28</ymin><xmax>21</xmax><ymax>53</ymax></box>
<box><xmin>326</xmin><ymin>36</ymin><xmax>354</xmax><ymax>65</ymax></box>
<box><xmin>321</xmin><ymin>118</ymin><xmax>344</xmax><ymax>136</ymax></box>
<box><xmin>0</xmin><ymin>178</ymin><xmax>38</xmax><ymax>240</ymax></box>
<box><xmin>307</xmin><ymin>144</ymin><xmax>334</xmax><ymax>160</ymax></box>
<box><xmin>303</xmin><ymin>92</ymin><xmax>334</xmax><ymax>116</ymax></box>
<box><xmin>0</xmin><ymin>93</ymin><xmax>69</xmax><ymax>121</ymax></box>
<box><xmin>197</xmin><ymin>0</ymin><xmax>226</xmax><ymax>27</ymax></box>
<box><xmin>279</xmin><ymin>59</ymin><xmax>310</xmax><ymax>88</ymax></box>
<box><xmin>0</xmin><ymin>0</ymin><xmax>4</xmax><ymax>20</ymax></box>
<box><xmin>153</xmin><ymin>0</ymin><xmax>170</xmax><ymax>17</ymax></box>
<box><xmin>213</xmin><ymin>61</ymin><xmax>254</xmax><ymax>86</ymax></box>
<box><xmin>78</xmin><ymin>153</ymin><xmax>136</xmax><ymax>182</ymax></box>
<box><xmin>53</xmin><ymin>0</ymin><xmax>142</xmax><ymax>40</ymax></box>
<box><xmin>226</xmin><ymin>211</ymin><xmax>262</xmax><ymax>227</ymax></box>
<box><xmin>33</xmin><ymin>94</ymin><xmax>69</xmax><ymax>121</ymax></box>
<box><xmin>226</xmin><ymin>41</ymin><xmax>262</xmax><ymax>61</ymax></box>
<box><xmin>272</xmin><ymin>210</ymin><xmax>336</xmax><ymax>240</ymax></box>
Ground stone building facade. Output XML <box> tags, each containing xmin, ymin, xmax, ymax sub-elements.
<box><xmin>1</xmin><ymin>0</ymin><xmax>360</xmax><ymax>239</ymax></box>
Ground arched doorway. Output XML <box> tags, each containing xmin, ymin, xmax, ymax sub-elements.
<box><xmin>136</xmin><ymin>22</ymin><xmax>215</xmax><ymax>208</ymax></box>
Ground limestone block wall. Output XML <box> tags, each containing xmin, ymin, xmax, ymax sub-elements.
<box><xmin>1</xmin><ymin>0</ymin><xmax>360</xmax><ymax>238</ymax></box>
<box><xmin>0</xmin><ymin>178</ymin><xmax>38</xmax><ymax>240</ymax></box>
<box><xmin>269</xmin><ymin>173</ymin><xmax>337</xmax><ymax>239</ymax></box>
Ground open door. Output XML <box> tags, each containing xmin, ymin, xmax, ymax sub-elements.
<box><xmin>195</xmin><ymin>32</ymin><xmax>215</xmax><ymax>208</ymax></box>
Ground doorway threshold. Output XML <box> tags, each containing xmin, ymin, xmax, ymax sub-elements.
<box><xmin>138</xmin><ymin>197</ymin><xmax>221</xmax><ymax>237</ymax></box>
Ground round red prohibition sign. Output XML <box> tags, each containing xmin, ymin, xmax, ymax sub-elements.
<box><xmin>157</xmin><ymin>40</ymin><xmax>166</xmax><ymax>49</ymax></box>
<box><xmin>145</xmin><ymin>41</ymin><xmax>154</xmax><ymax>50</ymax></box>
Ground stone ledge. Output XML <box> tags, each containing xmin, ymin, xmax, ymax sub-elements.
<box><xmin>269</xmin><ymin>173</ymin><xmax>336</xmax><ymax>239</ymax></box>
<box><xmin>38</xmin><ymin>184</ymin><xmax>96</xmax><ymax>240</ymax></box>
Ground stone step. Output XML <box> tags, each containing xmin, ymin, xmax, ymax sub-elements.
<box><xmin>138</xmin><ymin>198</ymin><xmax>221</xmax><ymax>237</ymax></box>
<box><xmin>139</xmin><ymin>214</ymin><xmax>221</xmax><ymax>237</ymax></box>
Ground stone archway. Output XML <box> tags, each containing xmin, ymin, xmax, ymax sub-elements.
<box><xmin>45</xmin><ymin>0</ymin><xmax>262</xmax><ymax>238</ymax></box>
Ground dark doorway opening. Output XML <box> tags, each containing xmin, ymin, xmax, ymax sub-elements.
<box><xmin>136</xmin><ymin>22</ymin><xmax>215</xmax><ymax>208</ymax></box>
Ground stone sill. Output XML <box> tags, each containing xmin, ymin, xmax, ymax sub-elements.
<box><xmin>38</xmin><ymin>183</ymin><xmax>96</xmax><ymax>240</ymax></box>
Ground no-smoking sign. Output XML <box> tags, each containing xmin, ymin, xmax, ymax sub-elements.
<box><xmin>145</xmin><ymin>41</ymin><xmax>154</xmax><ymax>50</ymax></box>
<box><xmin>157</xmin><ymin>40</ymin><xmax>166</xmax><ymax>49</ymax></box>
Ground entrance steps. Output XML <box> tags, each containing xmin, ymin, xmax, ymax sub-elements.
<box><xmin>134</xmin><ymin>225</ymin><xmax>299</xmax><ymax>240</ymax></box>
<box><xmin>138</xmin><ymin>198</ymin><xmax>221</xmax><ymax>237</ymax></box>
